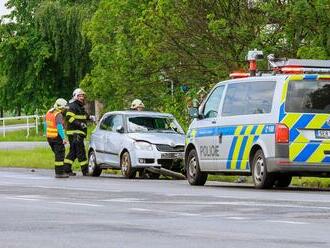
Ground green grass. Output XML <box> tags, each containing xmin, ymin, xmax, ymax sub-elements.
<box><xmin>1</xmin><ymin>118</ymin><xmax>40</xmax><ymax>125</ymax></box>
<box><xmin>0</xmin><ymin>128</ymin><xmax>46</xmax><ymax>141</ymax></box>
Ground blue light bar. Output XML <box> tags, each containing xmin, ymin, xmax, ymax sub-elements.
<box><xmin>303</xmin><ymin>74</ymin><xmax>318</xmax><ymax>80</ymax></box>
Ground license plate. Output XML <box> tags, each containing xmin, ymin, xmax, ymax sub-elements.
<box><xmin>161</xmin><ymin>152</ymin><xmax>183</xmax><ymax>159</ymax></box>
<box><xmin>315</xmin><ymin>130</ymin><xmax>330</xmax><ymax>139</ymax></box>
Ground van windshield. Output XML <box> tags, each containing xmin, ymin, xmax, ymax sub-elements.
<box><xmin>286</xmin><ymin>80</ymin><xmax>330</xmax><ymax>113</ymax></box>
<box><xmin>127</xmin><ymin>116</ymin><xmax>184</xmax><ymax>134</ymax></box>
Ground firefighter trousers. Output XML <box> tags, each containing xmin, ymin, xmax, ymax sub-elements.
<box><xmin>47</xmin><ymin>136</ymin><xmax>65</xmax><ymax>175</ymax></box>
<box><xmin>64</xmin><ymin>134</ymin><xmax>88</xmax><ymax>175</ymax></box>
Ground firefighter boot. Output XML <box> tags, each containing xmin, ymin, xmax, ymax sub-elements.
<box><xmin>81</xmin><ymin>165</ymin><xmax>88</xmax><ymax>176</ymax></box>
<box><xmin>63</xmin><ymin>164</ymin><xmax>76</xmax><ymax>176</ymax></box>
<box><xmin>55</xmin><ymin>166</ymin><xmax>69</xmax><ymax>178</ymax></box>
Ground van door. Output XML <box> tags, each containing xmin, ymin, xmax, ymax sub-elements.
<box><xmin>194</xmin><ymin>85</ymin><xmax>225</xmax><ymax>171</ymax></box>
<box><xmin>282</xmin><ymin>77</ymin><xmax>330</xmax><ymax>163</ymax></box>
<box><xmin>218</xmin><ymin>81</ymin><xmax>276</xmax><ymax>171</ymax></box>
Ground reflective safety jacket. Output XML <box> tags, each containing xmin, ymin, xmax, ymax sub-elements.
<box><xmin>45</xmin><ymin>110</ymin><xmax>61</xmax><ymax>138</ymax></box>
<box><xmin>66</xmin><ymin>100</ymin><xmax>88</xmax><ymax>137</ymax></box>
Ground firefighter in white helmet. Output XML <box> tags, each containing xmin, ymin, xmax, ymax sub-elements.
<box><xmin>45</xmin><ymin>98</ymin><xmax>69</xmax><ymax>178</ymax></box>
<box><xmin>130</xmin><ymin>99</ymin><xmax>145</xmax><ymax>111</ymax></box>
<box><xmin>63</xmin><ymin>88</ymin><xmax>90</xmax><ymax>176</ymax></box>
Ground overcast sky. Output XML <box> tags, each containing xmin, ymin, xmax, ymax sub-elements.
<box><xmin>0</xmin><ymin>0</ymin><xmax>10</xmax><ymax>17</ymax></box>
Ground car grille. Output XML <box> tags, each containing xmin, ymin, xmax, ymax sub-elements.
<box><xmin>156</xmin><ymin>144</ymin><xmax>184</xmax><ymax>152</ymax></box>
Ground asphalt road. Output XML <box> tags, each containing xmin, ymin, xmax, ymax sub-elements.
<box><xmin>0</xmin><ymin>167</ymin><xmax>330</xmax><ymax>248</ymax></box>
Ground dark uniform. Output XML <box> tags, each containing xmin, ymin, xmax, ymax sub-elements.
<box><xmin>45</xmin><ymin>109</ymin><xmax>67</xmax><ymax>177</ymax></box>
<box><xmin>63</xmin><ymin>100</ymin><xmax>89</xmax><ymax>175</ymax></box>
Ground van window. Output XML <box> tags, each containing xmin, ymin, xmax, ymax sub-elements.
<box><xmin>203</xmin><ymin>86</ymin><xmax>225</xmax><ymax>118</ymax></box>
<box><xmin>222</xmin><ymin>81</ymin><xmax>276</xmax><ymax>116</ymax></box>
<box><xmin>286</xmin><ymin>80</ymin><xmax>330</xmax><ymax>113</ymax></box>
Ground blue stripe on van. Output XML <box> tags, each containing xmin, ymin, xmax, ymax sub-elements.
<box><xmin>236</xmin><ymin>136</ymin><xmax>248</xmax><ymax>169</ymax></box>
<box><xmin>226</xmin><ymin>136</ymin><xmax>238</xmax><ymax>169</ymax></box>
<box><xmin>279</xmin><ymin>103</ymin><xmax>286</xmax><ymax>122</ymax></box>
<box><xmin>322</xmin><ymin>157</ymin><xmax>330</xmax><ymax>163</ymax></box>
<box><xmin>250</xmin><ymin>125</ymin><xmax>258</xmax><ymax>134</ymax></box>
<box><xmin>290</xmin><ymin>114</ymin><xmax>314</xmax><ymax>142</ymax></box>
<box><xmin>293</xmin><ymin>143</ymin><xmax>319</xmax><ymax>162</ymax></box>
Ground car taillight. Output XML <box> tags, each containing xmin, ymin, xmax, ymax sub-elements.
<box><xmin>276</xmin><ymin>123</ymin><xmax>289</xmax><ymax>143</ymax></box>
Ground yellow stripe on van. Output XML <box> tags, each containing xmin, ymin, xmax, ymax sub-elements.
<box><xmin>318</xmin><ymin>74</ymin><xmax>330</xmax><ymax>80</ymax></box>
<box><xmin>307</xmin><ymin>144</ymin><xmax>329</xmax><ymax>163</ymax></box>
<box><xmin>306</xmin><ymin>115</ymin><xmax>328</xmax><ymax>129</ymax></box>
<box><xmin>294</xmin><ymin>133</ymin><xmax>309</xmax><ymax>143</ymax></box>
<box><xmin>289</xmin><ymin>143</ymin><xmax>306</xmax><ymax>161</ymax></box>
<box><xmin>289</xmin><ymin>75</ymin><xmax>304</xmax><ymax>81</ymax></box>
<box><xmin>282</xmin><ymin>113</ymin><xmax>301</xmax><ymax>128</ymax></box>
<box><xmin>255</xmin><ymin>125</ymin><xmax>264</xmax><ymax>135</ymax></box>
<box><xmin>230</xmin><ymin>136</ymin><xmax>243</xmax><ymax>169</ymax></box>
<box><xmin>241</xmin><ymin>136</ymin><xmax>255</xmax><ymax>170</ymax></box>
<box><xmin>234</xmin><ymin>126</ymin><xmax>243</xmax><ymax>136</ymax></box>
<box><xmin>244</xmin><ymin>125</ymin><xmax>253</xmax><ymax>135</ymax></box>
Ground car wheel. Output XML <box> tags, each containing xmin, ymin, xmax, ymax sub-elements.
<box><xmin>88</xmin><ymin>150</ymin><xmax>102</xmax><ymax>177</ymax></box>
<box><xmin>186</xmin><ymin>149</ymin><xmax>207</xmax><ymax>186</ymax></box>
<box><xmin>274</xmin><ymin>175</ymin><xmax>292</xmax><ymax>188</ymax></box>
<box><xmin>121</xmin><ymin>151</ymin><xmax>136</xmax><ymax>179</ymax></box>
<box><xmin>252</xmin><ymin>149</ymin><xmax>274</xmax><ymax>189</ymax></box>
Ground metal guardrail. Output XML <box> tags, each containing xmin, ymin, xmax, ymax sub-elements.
<box><xmin>0</xmin><ymin>115</ymin><xmax>42</xmax><ymax>137</ymax></box>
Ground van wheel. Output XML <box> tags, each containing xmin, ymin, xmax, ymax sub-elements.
<box><xmin>274</xmin><ymin>175</ymin><xmax>292</xmax><ymax>188</ymax></box>
<box><xmin>252</xmin><ymin>150</ymin><xmax>274</xmax><ymax>189</ymax></box>
<box><xmin>88</xmin><ymin>151</ymin><xmax>102</xmax><ymax>177</ymax></box>
<box><xmin>121</xmin><ymin>152</ymin><xmax>136</xmax><ymax>179</ymax></box>
<box><xmin>186</xmin><ymin>149</ymin><xmax>207</xmax><ymax>186</ymax></box>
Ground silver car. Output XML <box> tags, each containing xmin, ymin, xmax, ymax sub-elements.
<box><xmin>88</xmin><ymin>111</ymin><xmax>185</xmax><ymax>178</ymax></box>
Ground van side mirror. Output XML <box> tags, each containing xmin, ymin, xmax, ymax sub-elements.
<box><xmin>189</xmin><ymin>107</ymin><xmax>199</xmax><ymax>118</ymax></box>
<box><xmin>116</xmin><ymin>125</ymin><xmax>124</xmax><ymax>133</ymax></box>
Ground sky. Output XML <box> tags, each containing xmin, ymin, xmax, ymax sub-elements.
<box><xmin>0</xmin><ymin>0</ymin><xmax>10</xmax><ymax>17</ymax></box>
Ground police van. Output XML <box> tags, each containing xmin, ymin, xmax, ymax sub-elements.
<box><xmin>185</xmin><ymin>52</ymin><xmax>330</xmax><ymax>189</ymax></box>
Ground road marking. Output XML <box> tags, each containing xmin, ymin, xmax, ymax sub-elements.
<box><xmin>226</xmin><ymin>216</ymin><xmax>250</xmax><ymax>220</ymax></box>
<box><xmin>129</xmin><ymin>208</ymin><xmax>200</xmax><ymax>217</ymax></box>
<box><xmin>6</xmin><ymin>197</ymin><xmax>40</xmax><ymax>201</ymax></box>
<box><xmin>266</xmin><ymin>220</ymin><xmax>309</xmax><ymax>225</ymax></box>
<box><xmin>101</xmin><ymin>198</ymin><xmax>143</xmax><ymax>202</ymax></box>
<box><xmin>52</xmin><ymin>201</ymin><xmax>103</xmax><ymax>207</ymax></box>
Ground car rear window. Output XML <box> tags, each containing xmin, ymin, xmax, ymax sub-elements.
<box><xmin>285</xmin><ymin>80</ymin><xmax>330</xmax><ymax>113</ymax></box>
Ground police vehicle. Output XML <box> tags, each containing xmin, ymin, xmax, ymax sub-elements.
<box><xmin>185</xmin><ymin>51</ymin><xmax>330</xmax><ymax>188</ymax></box>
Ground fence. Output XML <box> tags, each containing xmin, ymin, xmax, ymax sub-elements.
<box><xmin>0</xmin><ymin>115</ymin><xmax>43</xmax><ymax>137</ymax></box>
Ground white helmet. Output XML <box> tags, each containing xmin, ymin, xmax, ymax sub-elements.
<box><xmin>130</xmin><ymin>99</ymin><xmax>144</xmax><ymax>110</ymax></box>
<box><xmin>54</xmin><ymin>98</ymin><xmax>68</xmax><ymax>110</ymax></box>
<box><xmin>72</xmin><ymin>88</ymin><xmax>86</xmax><ymax>100</ymax></box>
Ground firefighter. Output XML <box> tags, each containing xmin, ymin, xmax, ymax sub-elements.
<box><xmin>45</xmin><ymin>98</ymin><xmax>69</xmax><ymax>178</ymax></box>
<box><xmin>130</xmin><ymin>99</ymin><xmax>145</xmax><ymax>111</ymax></box>
<box><xmin>63</xmin><ymin>88</ymin><xmax>90</xmax><ymax>176</ymax></box>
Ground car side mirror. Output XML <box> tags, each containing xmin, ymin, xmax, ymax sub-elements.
<box><xmin>116</xmin><ymin>125</ymin><xmax>124</xmax><ymax>133</ymax></box>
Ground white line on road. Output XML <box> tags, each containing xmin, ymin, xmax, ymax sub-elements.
<box><xmin>52</xmin><ymin>201</ymin><xmax>103</xmax><ymax>207</ymax></box>
<box><xmin>129</xmin><ymin>208</ymin><xmax>200</xmax><ymax>217</ymax></box>
<box><xmin>266</xmin><ymin>220</ymin><xmax>309</xmax><ymax>225</ymax></box>
<box><xmin>5</xmin><ymin>197</ymin><xmax>40</xmax><ymax>201</ymax></box>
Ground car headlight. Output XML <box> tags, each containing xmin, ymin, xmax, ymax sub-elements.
<box><xmin>134</xmin><ymin>141</ymin><xmax>153</xmax><ymax>151</ymax></box>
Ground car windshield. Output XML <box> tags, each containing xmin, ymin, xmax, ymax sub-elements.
<box><xmin>286</xmin><ymin>80</ymin><xmax>330</xmax><ymax>113</ymax></box>
<box><xmin>127</xmin><ymin>116</ymin><xmax>184</xmax><ymax>134</ymax></box>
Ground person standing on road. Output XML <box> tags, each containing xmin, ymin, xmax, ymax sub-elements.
<box><xmin>63</xmin><ymin>88</ymin><xmax>93</xmax><ymax>176</ymax></box>
<box><xmin>45</xmin><ymin>98</ymin><xmax>69</xmax><ymax>178</ymax></box>
<box><xmin>130</xmin><ymin>99</ymin><xmax>145</xmax><ymax>111</ymax></box>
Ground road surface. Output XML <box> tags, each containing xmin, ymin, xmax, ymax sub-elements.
<box><xmin>0</xmin><ymin>167</ymin><xmax>329</xmax><ymax>248</ymax></box>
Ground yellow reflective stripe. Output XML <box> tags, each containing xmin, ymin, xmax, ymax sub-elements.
<box><xmin>47</xmin><ymin>128</ymin><xmax>57</xmax><ymax>131</ymax></box>
<box><xmin>244</xmin><ymin>125</ymin><xmax>253</xmax><ymax>135</ymax></box>
<box><xmin>289</xmin><ymin>75</ymin><xmax>304</xmax><ymax>81</ymax></box>
<box><xmin>255</xmin><ymin>125</ymin><xmax>264</xmax><ymax>135</ymax></box>
<box><xmin>318</xmin><ymin>74</ymin><xmax>330</xmax><ymax>79</ymax></box>
<box><xmin>55</xmin><ymin>162</ymin><xmax>64</xmax><ymax>166</ymax></box>
<box><xmin>74</xmin><ymin>115</ymin><xmax>86</xmax><ymax>120</ymax></box>
<box><xmin>241</xmin><ymin>136</ymin><xmax>255</xmax><ymax>170</ymax></box>
<box><xmin>307</xmin><ymin>144</ymin><xmax>327</xmax><ymax>163</ymax></box>
<box><xmin>66</xmin><ymin>130</ymin><xmax>86</xmax><ymax>135</ymax></box>
<box><xmin>230</xmin><ymin>136</ymin><xmax>243</xmax><ymax>169</ymax></box>
<box><xmin>66</xmin><ymin>112</ymin><xmax>75</xmax><ymax>117</ymax></box>
<box><xmin>69</xmin><ymin>117</ymin><xmax>75</xmax><ymax>123</ymax></box>
<box><xmin>294</xmin><ymin>133</ymin><xmax>309</xmax><ymax>143</ymax></box>
<box><xmin>234</xmin><ymin>126</ymin><xmax>243</xmax><ymax>135</ymax></box>
<box><xmin>80</xmin><ymin>160</ymin><xmax>88</xmax><ymax>166</ymax></box>
<box><xmin>306</xmin><ymin>115</ymin><xmax>329</xmax><ymax>129</ymax></box>
<box><xmin>282</xmin><ymin>113</ymin><xmax>301</xmax><ymax>128</ymax></box>
<box><xmin>289</xmin><ymin>143</ymin><xmax>306</xmax><ymax>161</ymax></box>
<box><xmin>64</xmin><ymin>159</ymin><xmax>73</xmax><ymax>164</ymax></box>
<box><xmin>281</xmin><ymin>78</ymin><xmax>290</xmax><ymax>102</ymax></box>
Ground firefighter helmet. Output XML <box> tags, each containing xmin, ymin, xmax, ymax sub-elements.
<box><xmin>54</xmin><ymin>98</ymin><xmax>68</xmax><ymax>110</ymax></box>
<box><xmin>130</xmin><ymin>99</ymin><xmax>144</xmax><ymax>110</ymax></box>
<box><xmin>72</xmin><ymin>88</ymin><xmax>86</xmax><ymax>100</ymax></box>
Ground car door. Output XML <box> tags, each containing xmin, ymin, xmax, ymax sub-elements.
<box><xmin>103</xmin><ymin>114</ymin><xmax>125</xmax><ymax>167</ymax></box>
<box><xmin>195</xmin><ymin>85</ymin><xmax>225</xmax><ymax>171</ymax></box>
<box><xmin>95</xmin><ymin>114</ymin><xmax>113</xmax><ymax>164</ymax></box>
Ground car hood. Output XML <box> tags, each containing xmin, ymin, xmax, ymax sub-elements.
<box><xmin>127</xmin><ymin>132</ymin><xmax>185</xmax><ymax>146</ymax></box>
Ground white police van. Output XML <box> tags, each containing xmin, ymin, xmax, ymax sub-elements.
<box><xmin>185</xmin><ymin>53</ymin><xmax>330</xmax><ymax>188</ymax></box>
